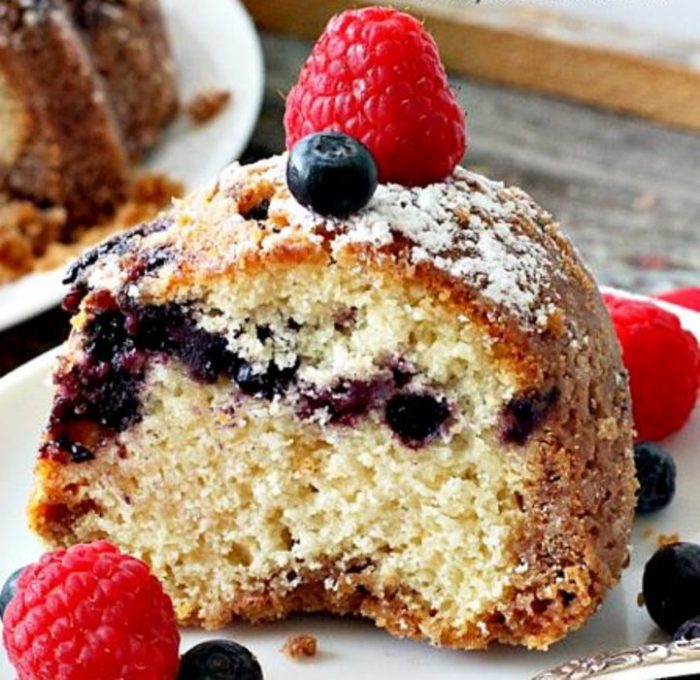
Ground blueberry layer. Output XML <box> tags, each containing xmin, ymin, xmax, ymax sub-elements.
<box><xmin>44</xmin><ymin>295</ymin><xmax>297</xmax><ymax>463</ymax></box>
<box><xmin>45</xmin><ymin>293</ymin><xmax>455</xmax><ymax>463</ymax></box>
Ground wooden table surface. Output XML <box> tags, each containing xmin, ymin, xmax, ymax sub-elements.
<box><xmin>1</xmin><ymin>32</ymin><xmax>699</xmax><ymax>377</ymax></box>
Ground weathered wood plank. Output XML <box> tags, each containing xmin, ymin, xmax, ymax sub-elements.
<box><xmin>242</xmin><ymin>0</ymin><xmax>700</xmax><ymax>131</ymax></box>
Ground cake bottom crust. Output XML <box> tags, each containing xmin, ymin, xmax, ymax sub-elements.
<box><xmin>174</xmin><ymin>557</ymin><xmax>603</xmax><ymax>651</ymax></box>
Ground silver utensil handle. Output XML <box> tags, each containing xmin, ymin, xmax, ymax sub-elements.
<box><xmin>534</xmin><ymin>639</ymin><xmax>700</xmax><ymax>679</ymax></box>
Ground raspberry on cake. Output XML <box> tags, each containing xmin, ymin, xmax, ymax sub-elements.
<box><xmin>27</xmin><ymin>151</ymin><xmax>636</xmax><ymax>651</ymax></box>
<box><xmin>284</xmin><ymin>7</ymin><xmax>466</xmax><ymax>187</ymax></box>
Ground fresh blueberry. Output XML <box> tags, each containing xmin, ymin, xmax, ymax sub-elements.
<box><xmin>286</xmin><ymin>132</ymin><xmax>378</xmax><ymax>217</ymax></box>
<box><xmin>674</xmin><ymin>616</ymin><xmax>700</xmax><ymax>642</ymax></box>
<box><xmin>643</xmin><ymin>542</ymin><xmax>700</xmax><ymax>634</ymax></box>
<box><xmin>634</xmin><ymin>442</ymin><xmax>676</xmax><ymax>514</ymax></box>
<box><xmin>177</xmin><ymin>640</ymin><xmax>263</xmax><ymax>680</ymax></box>
<box><xmin>0</xmin><ymin>567</ymin><xmax>25</xmax><ymax>620</ymax></box>
<box><xmin>385</xmin><ymin>392</ymin><xmax>449</xmax><ymax>446</ymax></box>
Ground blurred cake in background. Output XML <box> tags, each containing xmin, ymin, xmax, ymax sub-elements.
<box><xmin>0</xmin><ymin>0</ymin><xmax>179</xmax><ymax>284</ymax></box>
<box><xmin>66</xmin><ymin>0</ymin><xmax>178</xmax><ymax>161</ymax></box>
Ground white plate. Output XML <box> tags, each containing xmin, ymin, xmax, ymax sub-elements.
<box><xmin>0</xmin><ymin>0</ymin><xmax>264</xmax><ymax>332</ymax></box>
<box><xmin>0</xmin><ymin>300</ymin><xmax>699</xmax><ymax>680</ymax></box>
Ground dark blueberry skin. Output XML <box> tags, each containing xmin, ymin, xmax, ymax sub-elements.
<box><xmin>177</xmin><ymin>640</ymin><xmax>263</xmax><ymax>680</ymax></box>
<box><xmin>643</xmin><ymin>542</ymin><xmax>700</xmax><ymax>634</ymax></box>
<box><xmin>286</xmin><ymin>132</ymin><xmax>378</xmax><ymax>217</ymax></box>
<box><xmin>0</xmin><ymin>567</ymin><xmax>24</xmax><ymax>621</ymax></box>
<box><xmin>501</xmin><ymin>387</ymin><xmax>559</xmax><ymax>445</ymax></box>
<box><xmin>634</xmin><ymin>442</ymin><xmax>677</xmax><ymax>514</ymax></box>
<box><xmin>674</xmin><ymin>616</ymin><xmax>700</xmax><ymax>642</ymax></box>
<box><xmin>297</xmin><ymin>376</ymin><xmax>394</xmax><ymax>425</ymax></box>
<box><xmin>240</xmin><ymin>199</ymin><xmax>270</xmax><ymax>221</ymax></box>
<box><xmin>385</xmin><ymin>392</ymin><xmax>449</xmax><ymax>446</ymax></box>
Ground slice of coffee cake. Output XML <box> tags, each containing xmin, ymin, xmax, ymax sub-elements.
<box><xmin>66</xmin><ymin>0</ymin><xmax>178</xmax><ymax>160</ymax></box>
<box><xmin>29</xmin><ymin>153</ymin><xmax>636</xmax><ymax>650</ymax></box>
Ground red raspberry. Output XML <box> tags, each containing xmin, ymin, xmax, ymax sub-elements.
<box><xmin>2</xmin><ymin>542</ymin><xmax>179</xmax><ymax>680</ymax></box>
<box><xmin>284</xmin><ymin>7</ymin><xmax>466</xmax><ymax>187</ymax></box>
<box><xmin>603</xmin><ymin>294</ymin><xmax>699</xmax><ymax>442</ymax></box>
<box><xmin>654</xmin><ymin>287</ymin><xmax>700</xmax><ymax>313</ymax></box>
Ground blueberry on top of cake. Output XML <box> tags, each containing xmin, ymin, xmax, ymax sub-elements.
<box><xmin>28</xmin><ymin>7</ymin><xmax>635</xmax><ymax>652</ymax></box>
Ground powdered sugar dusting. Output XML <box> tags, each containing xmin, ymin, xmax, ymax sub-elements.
<box><xmin>220</xmin><ymin>157</ymin><xmax>560</xmax><ymax>325</ymax></box>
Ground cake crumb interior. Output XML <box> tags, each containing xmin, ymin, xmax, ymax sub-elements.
<box><xmin>35</xmin><ymin>260</ymin><xmax>534</xmax><ymax>636</ymax></box>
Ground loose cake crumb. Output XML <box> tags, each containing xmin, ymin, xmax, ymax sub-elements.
<box><xmin>185</xmin><ymin>89</ymin><xmax>232</xmax><ymax>125</ymax></box>
<box><xmin>281</xmin><ymin>634</ymin><xmax>318</xmax><ymax>660</ymax></box>
<box><xmin>0</xmin><ymin>174</ymin><xmax>182</xmax><ymax>283</ymax></box>
<box><xmin>657</xmin><ymin>532</ymin><xmax>681</xmax><ymax>549</ymax></box>
<box><xmin>0</xmin><ymin>200</ymin><xmax>66</xmax><ymax>283</ymax></box>
<box><xmin>643</xmin><ymin>526</ymin><xmax>654</xmax><ymax>539</ymax></box>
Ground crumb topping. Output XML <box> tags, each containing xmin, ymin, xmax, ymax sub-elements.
<box><xmin>74</xmin><ymin>155</ymin><xmax>577</xmax><ymax>338</ymax></box>
<box><xmin>218</xmin><ymin>156</ymin><xmax>562</xmax><ymax>326</ymax></box>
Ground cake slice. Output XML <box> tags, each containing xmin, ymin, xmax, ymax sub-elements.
<box><xmin>66</xmin><ymin>0</ymin><xmax>179</xmax><ymax>160</ymax></box>
<box><xmin>0</xmin><ymin>0</ymin><xmax>129</xmax><ymax>223</ymax></box>
<box><xmin>28</xmin><ymin>153</ymin><xmax>636</xmax><ymax>650</ymax></box>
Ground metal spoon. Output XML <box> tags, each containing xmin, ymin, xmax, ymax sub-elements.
<box><xmin>534</xmin><ymin>638</ymin><xmax>700</xmax><ymax>679</ymax></box>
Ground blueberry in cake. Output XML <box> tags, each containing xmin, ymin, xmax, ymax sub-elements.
<box><xmin>28</xmin><ymin>7</ymin><xmax>636</xmax><ymax>652</ymax></box>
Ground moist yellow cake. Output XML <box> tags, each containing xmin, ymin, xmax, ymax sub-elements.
<box><xmin>28</xmin><ymin>154</ymin><xmax>636</xmax><ymax>650</ymax></box>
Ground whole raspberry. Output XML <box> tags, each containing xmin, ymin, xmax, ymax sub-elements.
<box><xmin>604</xmin><ymin>294</ymin><xmax>699</xmax><ymax>441</ymax></box>
<box><xmin>2</xmin><ymin>542</ymin><xmax>180</xmax><ymax>680</ymax></box>
<box><xmin>654</xmin><ymin>287</ymin><xmax>700</xmax><ymax>313</ymax></box>
<box><xmin>284</xmin><ymin>7</ymin><xmax>466</xmax><ymax>187</ymax></box>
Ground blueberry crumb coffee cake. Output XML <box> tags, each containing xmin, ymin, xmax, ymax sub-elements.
<box><xmin>28</xmin><ymin>152</ymin><xmax>636</xmax><ymax>650</ymax></box>
<box><xmin>28</xmin><ymin>6</ymin><xmax>635</xmax><ymax>652</ymax></box>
